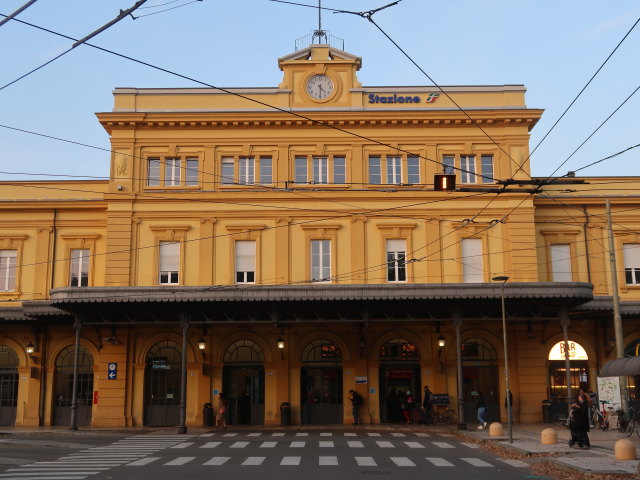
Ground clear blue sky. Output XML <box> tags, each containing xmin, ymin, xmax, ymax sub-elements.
<box><xmin>1</xmin><ymin>0</ymin><xmax>639</xmax><ymax>181</ymax></box>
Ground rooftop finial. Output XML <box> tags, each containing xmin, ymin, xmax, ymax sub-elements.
<box><xmin>312</xmin><ymin>0</ymin><xmax>327</xmax><ymax>44</ymax></box>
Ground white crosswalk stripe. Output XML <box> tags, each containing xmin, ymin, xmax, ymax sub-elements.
<box><xmin>319</xmin><ymin>456</ymin><xmax>338</xmax><ymax>465</ymax></box>
<box><xmin>126</xmin><ymin>457</ymin><xmax>160</xmax><ymax>466</ymax></box>
<box><xmin>272</xmin><ymin>433</ymin><xmax>285</xmax><ymax>437</ymax></box>
<box><xmin>498</xmin><ymin>458</ymin><xmax>529</xmax><ymax>468</ymax></box>
<box><xmin>367</xmin><ymin>432</ymin><xmax>382</xmax><ymax>436</ymax></box>
<box><xmin>344</xmin><ymin>432</ymin><xmax>357</xmax><ymax>437</ymax></box>
<box><xmin>222</xmin><ymin>433</ymin><xmax>238</xmax><ymax>437</ymax></box>
<box><xmin>391</xmin><ymin>456</ymin><xmax>416</xmax><ymax>467</ymax></box>
<box><xmin>203</xmin><ymin>456</ymin><xmax>230</xmax><ymax>466</ymax></box>
<box><xmin>242</xmin><ymin>457</ymin><xmax>266</xmax><ymax>466</ymax></box>
<box><xmin>391</xmin><ymin>432</ymin><xmax>406</xmax><ymax>437</ymax></box>
<box><xmin>461</xmin><ymin>458</ymin><xmax>494</xmax><ymax>467</ymax></box>
<box><xmin>347</xmin><ymin>440</ymin><xmax>364</xmax><ymax>448</ymax></box>
<box><xmin>355</xmin><ymin>456</ymin><xmax>377</xmax><ymax>466</ymax></box>
<box><xmin>376</xmin><ymin>441</ymin><xmax>394</xmax><ymax>448</ymax></box>
<box><xmin>230</xmin><ymin>441</ymin><xmax>249</xmax><ymax>448</ymax></box>
<box><xmin>320</xmin><ymin>432</ymin><xmax>332</xmax><ymax>436</ymax></box>
<box><xmin>201</xmin><ymin>442</ymin><xmax>221</xmax><ymax>448</ymax></box>
<box><xmin>247</xmin><ymin>433</ymin><xmax>262</xmax><ymax>437</ymax></box>
<box><xmin>439</xmin><ymin>433</ymin><xmax>454</xmax><ymax>438</ymax></box>
<box><xmin>200</xmin><ymin>433</ymin><xmax>215</xmax><ymax>437</ymax></box>
<box><xmin>404</xmin><ymin>441</ymin><xmax>425</xmax><ymax>448</ymax></box>
<box><xmin>290</xmin><ymin>441</ymin><xmax>305</xmax><ymax>448</ymax></box>
<box><xmin>280</xmin><ymin>456</ymin><xmax>301</xmax><ymax>466</ymax></box>
<box><xmin>414</xmin><ymin>432</ymin><xmax>430</xmax><ymax>437</ymax></box>
<box><xmin>295</xmin><ymin>432</ymin><xmax>309</xmax><ymax>437</ymax></box>
<box><xmin>319</xmin><ymin>441</ymin><xmax>334</xmax><ymax>448</ymax></box>
<box><xmin>432</xmin><ymin>442</ymin><xmax>455</xmax><ymax>448</ymax></box>
<box><xmin>260</xmin><ymin>442</ymin><xmax>277</xmax><ymax>448</ymax></box>
<box><xmin>461</xmin><ymin>442</ymin><xmax>479</xmax><ymax>449</ymax></box>
<box><xmin>165</xmin><ymin>457</ymin><xmax>195</xmax><ymax>466</ymax></box>
<box><xmin>426</xmin><ymin>457</ymin><xmax>454</xmax><ymax>467</ymax></box>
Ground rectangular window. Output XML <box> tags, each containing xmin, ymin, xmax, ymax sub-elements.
<box><xmin>159</xmin><ymin>241</ymin><xmax>180</xmax><ymax>285</ymax></box>
<box><xmin>165</xmin><ymin>158</ymin><xmax>181</xmax><ymax>186</ymax></box>
<box><xmin>313</xmin><ymin>157</ymin><xmax>328</xmax><ymax>184</ymax></box>
<box><xmin>369</xmin><ymin>156</ymin><xmax>381</xmax><ymax>184</ymax></box>
<box><xmin>0</xmin><ymin>250</ymin><xmax>17</xmax><ymax>292</ymax></box>
<box><xmin>407</xmin><ymin>156</ymin><xmax>420</xmax><ymax>184</ymax></box>
<box><xmin>624</xmin><ymin>244</ymin><xmax>640</xmax><ymax>285</ymax></box>
<box><xmin>480</xmin><ymin>155</ymin><xmax>493</xmax><ymax>184</ymax></box>
<box><xmin>69</xmin><ymin>249</ymin><xmax>90</xmax><ymax>287</ymax></box>
<box><xmin>239</xmin><ymin>157</ymin><xmax>255</xmax><ymax>185</ymax></box>
<box><xmin>550</xmin><ymin>244</ymin><xmax>572</xmax><ymax>282</ymax></box>
<box><xmin>147</xmin><ymin>158</ymin><xmax>161</xmax><ymax>186</ymax></box>
<box><xmin>442</xmin><ymin>155</ymin><xmax>455</xmax><ymax>175</ymax></box>
<box><xmin>185</xmin><ymin>157</ymin><xmax>199</xmax><ymax>186</ymax></box>
<box><xmin>386</xmin><ymin>239</ymin><xmax>407</xmax><ymax>282</ymax></box>
<box><xmin>221</xmin><ymin>157</ymin><xmax>234</xmax><ymax>185</ymax></box>
<box><xmin>235</xmin><ymin>240</ymin><xmax>256</xmax><ymax>283</ymax></box>
<box><xmin>311</xmin><ymin>239</ymin><xmax>331</xmax><ymax>282</ymax></box>
<box><xmin>461</xmin><ymin>238</ymin><xmax>483</xmax><ymax>282</ymax></box>
<box><xmin>386</xmin><ymin>156</ymin><xmax>402</xmax><ymax>184</ymax></box>
<box><xmin>295</xmin><ymin>156</ymin><xmax>307</xmax><ymax>183</ymax></box>
<box><xmin>333</xmin><ymin>156</ymin><xmax>346</xmax><ymax>184</ymax></box>
<box><xmin>460</xmin><ymin>155</ymin><xmax>476</xmax><ymax>184</ymax></box>
<box><xmin>259</xmin><ymin>156</ymin><xmax>272</xmax><ymax>184</ymax></box>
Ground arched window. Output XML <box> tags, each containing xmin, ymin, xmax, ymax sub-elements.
<box><xmin>378</xmin><ymin>338</ymin><xmax>419</xmax><ymax>361</ymax></box>
<box><xmin>462</xmin><ymin>337</ymin><xmax>497</xmax><ymax>363</ymax></box>
<box><xmin>624</xmin><ymin>339</ymin><xmax>640</xmax><ymax>358</ymax></box>
<box><xmin>302</xmin><ymin>339</ymin><xmax>342</xmax><ymax>363</ymax></box>
<box><xmin>224</xmin><ymin>340</ymin><xmax>264</xmax><ymax>363</ymax></box>
<box><xmin>146</xmin><ymin>340</ymin><xmax>181</xmax><ymax>366</ymax></box>
<box><xmin>0</xmin><ymin>346</ymin><xmax>18</xmax><ymax>367</ymax></box>
<box><xmin>56</xmin><ymin>345</ymin><xmax>93</xmax><ymax>368</ymax></box>
<box><xmin>547</xmin><ymin>340</ymin><xmax>589</xmax><ymax>402</ymax></box>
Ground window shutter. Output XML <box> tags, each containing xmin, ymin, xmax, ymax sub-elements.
<box><xmin>386</xmin><ymin>239</ymin><xmax>406</xmax><ymax>253</ymax></box>
<box><xmin>160</xmin><ymin>242</ymin><xmax>180</xmax><ymax>271</ymax></box>
<box><xmin>624</xmin><ymin>244</ymin><xmax>640</xmax><ymax>268</ymax></box>
<box><xmin>462</xmin><ymin>238</ymin><xmax>483</xmax><ymax>282</ymax></box>
<box><xmin>236</xmin><ymin>241</ymin><xmax>256</xmax><ymax>271</ymax></box>
<box><xmin>550</xmin><ymin>244</ymin><xmax>572</xmax><ymax>282</ymax></box>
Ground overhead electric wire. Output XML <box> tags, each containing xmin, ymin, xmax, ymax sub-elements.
<box><xmin>132</xmin><ymin>0</ymin><xmax>204</xmax><ymax>19</ymax></box>
<box><xmin>0</xmin><ymin>0</ymin><xmax>38</xmax><ymax>29</ymax></box>
<box><xmin>0</xmin><ymin>1</ymin><xmax>148</xmax><ymax>92</ymax></box>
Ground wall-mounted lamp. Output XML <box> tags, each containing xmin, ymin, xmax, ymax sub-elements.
<box><xmin>25</xmin><ymin>341</ymin><xmax>36</xmax><ymax>355</ymax></box>
<box><xmin>197</xmin><ymin>325</ymin><xmax>207</xmax><ymax>360</ymax></box>
<box><xmin>277</xmin><ymin>336</ymin><xmax>285</xmax><ymax>350</ymax></box>
<box><xmin>437</xmin><ymin>334</ymin><xmax>446</xmax><ymax>349</ymax></box>
<box><xmin>435</xmin><ymin>322</ymin><xmax>446</xmax><ymax>353</ymax></box>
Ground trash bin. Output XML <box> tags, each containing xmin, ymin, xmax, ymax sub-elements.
<box><xmin>280</xmin><ymin>402</ymin><xmax>291</xmax><ymax>426</ymax></box>
<box><xmin>203</xmin><ymin>402</ymin><xmax>214</xmax><ymax>427</ymax></box>
<box><xmin>542</xmin><ymin>400</ymin><xmax>552</xmax><ymax>423</ymax></box>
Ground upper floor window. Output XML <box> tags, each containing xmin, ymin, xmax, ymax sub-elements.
<box><xmin>147</xmin><ymin>157</ymin><xmax>199</xmax><ymax>187</ymax></box>
<box><xmin>624</xmin><ymin>243</ymin><xmax>640</xmax><ymax>285</ymax></box>
<box><xmin>159</xmin><ymin>241</ymin><xmax>180</xmax><ymax>285</ymax></box>
<box><xmin>461</xmin><ymin>238</ymin><xmax>483</xmax><ymax>282</ymax></box>
<box><xmin>386</xmin><ymin>239</ymin><xmax>407</xmax><ymax>282</ymax></box>
<box><xmin>221</xmin><ymin>156</ymin><xmax>272</xmax><ymax>186</ymax></box>
<box><xmin>235</xmin><ymin>240</ymin><xmax>256</xmax><ymax>284</ymax></box>
<box><xmin>368</xmin><ymin>155</ymin><xmax>420</xmax><ymax>185</ymax></box>
<box><xmin>442</xmin><ymin>154</ymin><xmax>493</xmax><ymax>184</ymax></box>
<box><xmin>0</xmin><ymin>250</ymin><xmax>16</xmax><ymax>292</ymax></box>
<box><xmin>295</xmin><ymin>155</ymin><xmax>346</xmax><ymax>184</ymax></box>
<box><xmin>550</xmin><ymin>244</ymin><xmax>572</xmax><ymax>282</ymax></box>
<box><xmin>311</xmin><ymin>239</ymin><xmax>331</xmax><ymax>282</ymax></box>
<box><xmin>69</xmin><ymin>249</ymin><xmax>89</xmax><ymax>287</ymax></box>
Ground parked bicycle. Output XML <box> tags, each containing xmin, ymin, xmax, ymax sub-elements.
<box><xmin>625</xmin><ymin>406</ymin><xmax>640</xmax><ymax>437</ymax></box>
<box><xmin>591</xmin><ymin>400</ymin><xmax>611</xmax><ymax>431</ymax></box>
<box><xmin>432</xmin><ymin>405</ymin><xmax>458</xmax><ymax>424</ymax></box>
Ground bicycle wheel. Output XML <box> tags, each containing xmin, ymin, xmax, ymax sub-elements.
<box><xmin>443</xmin><ymin>409</ymin><xmax>457</xmax><ymax>424</ymax></box>
<box><xmin>626</xmin><ymin>417</ymin><xmax>636</xmax><ymax>437</ymax></box>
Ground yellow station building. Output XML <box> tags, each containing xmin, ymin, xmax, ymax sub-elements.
<box><xmin>1</xmin><ymin>43</ymin><xmax>639</xmax><ymax>429</ymax></box>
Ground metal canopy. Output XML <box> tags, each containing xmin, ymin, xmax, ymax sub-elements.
<box><xmin>599</xmin><ymin>356</ymin><xmax>640</xmax><ymax>377</ymax></box>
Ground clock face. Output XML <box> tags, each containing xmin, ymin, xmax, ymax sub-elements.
<box><xmin>306</xmin><ymin>75</ymin><xmax>334</xmax><ymax>100</ymax></box>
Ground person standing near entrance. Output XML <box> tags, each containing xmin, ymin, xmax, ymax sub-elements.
<box><xmin>422</xmin><ymin>385</ymin><xmax>433</xmax><ymax>425</ymax></box>
<box><xmin>475</xmin><ymin>391</ymin><xmax>487</xmax><ymax>429</ymax></box>
<box><xmin>216</xmin><ymin>392</ymin><xmax>227</xmax><ymax>430</ymax></box>
<box><xmin>348</xmin><ymin>389</ymin><xmax>363</xmax><ymax>425</ymax></box>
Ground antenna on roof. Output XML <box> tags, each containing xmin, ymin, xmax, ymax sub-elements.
<box><xmin>312</xmin><ymin>0</ymin><xmax>327</xmax><ymax>44</ymax></box>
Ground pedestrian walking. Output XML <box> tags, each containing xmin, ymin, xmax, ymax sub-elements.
<box><xmin>403</xmin><ymin>390</ymin><xmax>416</xmax><ymax>424</ymax></box>
<box><xmin>422</xmin><ymin>385</ymin><xmax>433</xmax><ymax>424</ymax></box>
<box><xmin>475</xmin><ymin>391</ymin><xmax>487</xmax><ymax>429</ymax></box>
<box><xmin>348</xmin><ymin>389</ymin><xmax>363</xmax><ymax>425</ymax></box>
<box><xmin>216</xmin><ymin>392</ymin><xmax>227</xmax><ymax>430</ymax></box>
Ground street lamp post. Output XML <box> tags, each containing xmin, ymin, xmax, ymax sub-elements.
<box><xmin>492</xmin><ymin>275</ymin><xmax>512</xmax><ymax>443</ymax></box>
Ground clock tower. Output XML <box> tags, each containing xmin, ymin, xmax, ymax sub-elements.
<box><xmin>278</xmin><ymin>44</ymin><xmax>362</xmax><ymax>107</ymax></box>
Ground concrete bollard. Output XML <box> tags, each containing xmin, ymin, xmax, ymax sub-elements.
<box><xmin>615</xmin><ymin>438</ymin><xmax>637</xmax><ymax>460</ymax></box>
<box><xmin>489</xmin><ymin>422</ymin><xmax>504</xmax><ymax>436</ymax></box>
<box><xmin>541</xmin><ymin>427</ymin><xmax>557</xmax><ymax>445</ymax></box>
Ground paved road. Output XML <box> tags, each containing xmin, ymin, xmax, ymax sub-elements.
<box><xmin>0</xmin><ymin>429</ymin><xmax>544</xmax><ymax>480</ymax></box>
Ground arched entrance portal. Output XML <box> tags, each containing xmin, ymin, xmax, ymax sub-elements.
<box><xmin>0</xmin><ymin>345</ymin><xmax>18</xmax><ymax>425</ymax></box>
<box><xmin>548</xmin><ymin>340</ymin><xmax>589</xmax><ymax>403</ymax></box>
<box><xmin>378</xmin><ymin>338</ymin><xmax>420</xmax><ymax>423</ymax></box>
<box><xmin>53</xmin><ymin>345</ymin><xmax>94</xmax><ymax>426</ymax></box>
<box><xmin>462</xmin><ymin>337</ymin><xmax>499</xmax><ymax>424</ymax></box>
<box><xmin>222</xmin><ymin>340</ymin><xmax>265</xmax><ymax>425</ymax></box>
<box><xmin>144</xmin><ymin>340</ymin><xmax>181</xmax><ymax>426</ymax></box>
<box><xmin>301</xmin><ymin>339</ymin><xmax>343</xmax><ymax>424</ymax></box>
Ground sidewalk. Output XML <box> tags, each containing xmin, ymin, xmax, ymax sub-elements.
<box><xmin>461</xmin><ymin>422</ymin><xmax>640</xmax><ymax>476</ymax></box>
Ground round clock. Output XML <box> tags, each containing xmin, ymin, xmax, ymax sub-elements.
<box><xmin>306</xmin><ymin>74</ymin><xmax>334</xmax><ymax>100</ymax></box>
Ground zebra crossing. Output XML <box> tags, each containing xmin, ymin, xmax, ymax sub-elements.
<box><xmin>0</xmin><ymin>431</ymin><xmax>529</xmax><ymax>479</ymax></box>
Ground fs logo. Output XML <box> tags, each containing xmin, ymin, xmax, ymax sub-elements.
<box><xmin>426</xmin><ymin>93</ymin><xmax>440</xmax><ymax>103</ymax></box>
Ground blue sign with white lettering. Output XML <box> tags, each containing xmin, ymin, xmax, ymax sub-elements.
<box><xmin>108</xmin><ymin>362</ymin><xmax>117</xmax><ymax>380</ymax></box>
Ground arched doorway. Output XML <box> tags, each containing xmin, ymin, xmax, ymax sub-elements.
<box><xmin>624</xmin><ymin>339</ymin><xmax>640</xmax><ymax>408</ymax></box>
<box><xmin>144</xmin><ymin>340</ymin><xmax>181</xmax><ymax>426</ymax></box>
<box><xmin>0</xmin><ymin>345</ymin><xmax>18</xmax><ymax>425</ymax></box>
<box><xmin>301</xmin><ymin>339</ymin><xmax>343</xmax><ymax>424</ymax></box>
<box><xmin>548</xmin><ymin>340</ymin><xmax>589</xmax><ymax>403</ymax></box>
<box><xmin>222</xmin><ymin>340</ymin><xmax>265</xmax><ymax>425</ymax></box>
<box><xmin>462</xmin><ymin>337</ymin><xmax>499</xmax><ymax>424</ymax></box>
<box><xmin>53</xmin><ymin>345</ymin><xmax>94</xmax><ymax>426</ymax></box>
<box><xmin>378</xmin><ymin>338</ymin><xmax>420</xmax><ymax>423</ymax></box>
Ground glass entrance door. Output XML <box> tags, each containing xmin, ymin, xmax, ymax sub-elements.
<box><xmin>53</xmin><ymin>346</ymin><xmax>93</xmax><ymax>426</ymax></box>
<box><xmin>378</xmin><ymin>365</ymin><xmax>421</xmax><ymax>423</ymax></box>
<box><xmin>0</xmin><ymin>346</ymin><xmax>18</xmax><ymax>426</ymax></box>
<box><xmin>144</xmin><ymin>341</ymin><xmax>181</xmax><ymax>427</ymax></box>
<box><xmin>222</xmin><ymin>366</ymin><xmax>265</xmax><ymax>425</ymax></box>
<box><xmin>301</xmin><ymin>366</ymin><xmax>343</xmax><ymax>424</ymax></box>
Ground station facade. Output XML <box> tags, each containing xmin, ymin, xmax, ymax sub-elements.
<box><xmin>0</xmin><ymin>44</ymin><xmax>639</xmax><ymax>428</ymax></box>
